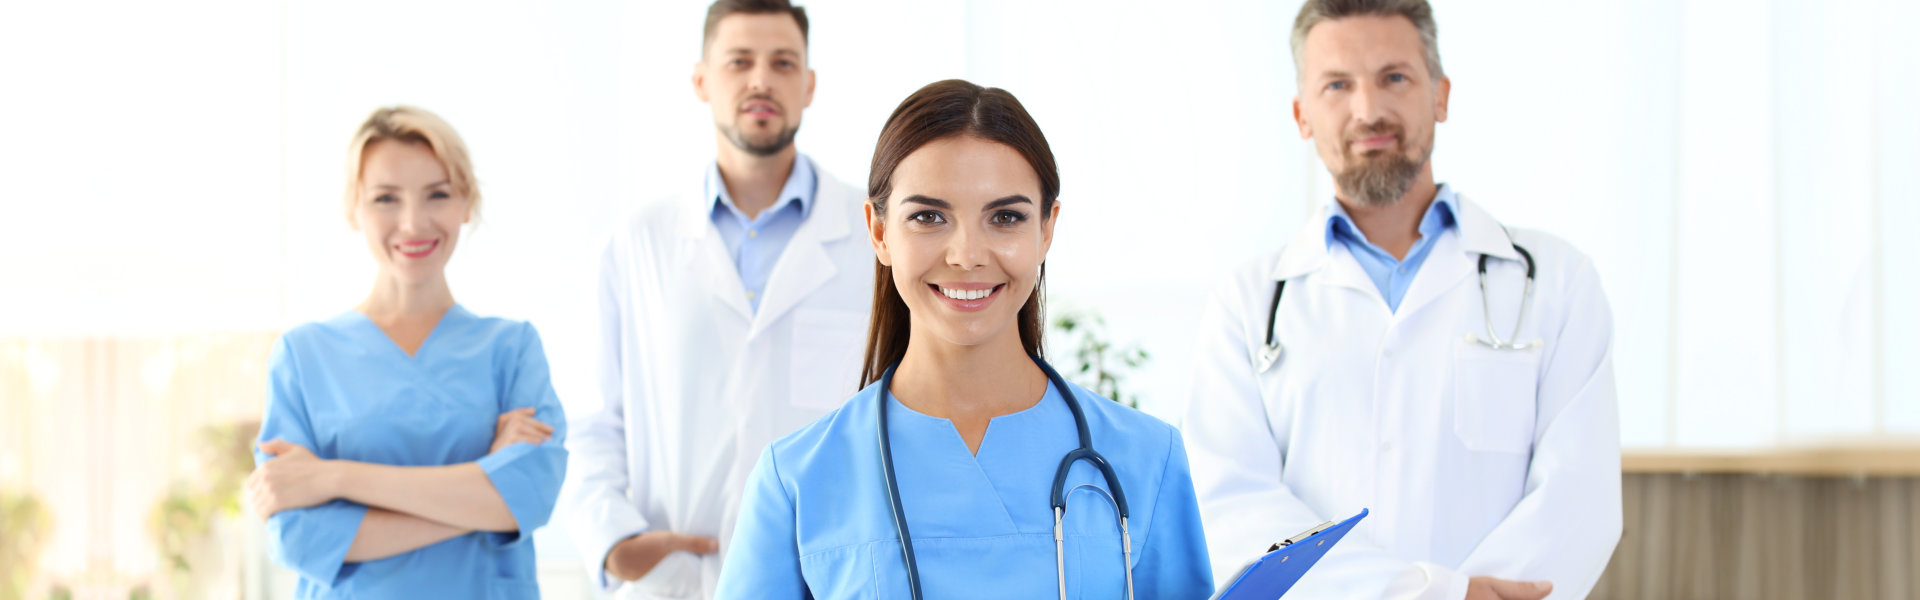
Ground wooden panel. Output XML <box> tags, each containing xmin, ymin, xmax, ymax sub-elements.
<box><xmin>1623</xmin><ymin>445</ymin><xmax>1920</xmax><ymax>477</ymax></box>
<box><xmin>1593</xmin><ymin>474</ymin><xmax>1920</xmax><ymax>599</ymax></box>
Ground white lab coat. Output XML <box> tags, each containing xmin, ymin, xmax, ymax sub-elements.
<box><xmin>562</xmin><ymin>165</ymin><xmax>875</xmax><ymax>599</ymax></box>
<box><xmin>1182</xmin><ymin>194</ymin><xmax>1622</xmax><ymax>600</ymax></box>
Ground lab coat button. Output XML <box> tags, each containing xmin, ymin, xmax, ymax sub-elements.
<box><xmin>1380</xmin><ymin>441</ymin><xmax>1394</xmax><ymax>452</ymax></box>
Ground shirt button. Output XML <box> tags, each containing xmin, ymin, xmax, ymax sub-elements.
<box><xmin>748</xmin><ymin>229</ymin><xmax>758</xmax><ymax>238</ymax></box>
<box><xmin>746</xmin><ymin>290</ymin><xmax>757</xmax><ymax>300</ymax></box>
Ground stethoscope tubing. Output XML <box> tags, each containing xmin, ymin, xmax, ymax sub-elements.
<box><xmin>1257</xmin><ymin>240</ymin><xmax>1537</xmax><ymax>372</ymax></box>
<box><xmin>877</xmin><ymin>355</ymin><xmax>1133</xmax><ymax>600</ymax></box>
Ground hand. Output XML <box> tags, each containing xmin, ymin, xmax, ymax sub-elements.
<box><xmin>1466</xmin><ymin>576</ymin><xmax>1552</xmax><ymax>600</ymax></box>
<box><xmin>246</xmin><ymin>440</ymin><xmax>339</xmax><ymax>520</ymax></box>
<box><xmin>490</xmin><ymin>407</ymin><xmax>554</xmax><ymax>454</ymax></box>
<box><xmin>603</xmin><ymin>531</ymin><xmax>721</xmax><ymax>582</ymax></box>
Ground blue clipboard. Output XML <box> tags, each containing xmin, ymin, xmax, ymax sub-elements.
<box><xmin>1211</xmin><ymin>509</ymin><xmax>1369</xmax><ymax>600</ymax></box>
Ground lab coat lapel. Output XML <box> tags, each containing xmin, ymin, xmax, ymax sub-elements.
<box><xmin>1453</xmin><ymin>194</ymin><xmax>1523</xmax><ymax>262</ymax></box>
<box><xmin>1393</xmin><ymin>229</ymin><xmax>1472</xmax><ymax>320</ymax></box>
<box><xmin>748</xmin><ymin>176</ymin><xmax>855</xmax><ymax>339</ymax></box>
<box><xmin>1269</xmin><ymin>204</ymin><xmax>1379</xmax><ymax>298</ymax></box>
<box><xmin>677</xmin><ymin>177</ymin><xmax>754</xmax><ymax>324</ymax></box>
<box><xmin>1392</xmin><ymin>195</ymin><xmax>1518</xmax><ymax>319</ymax></box>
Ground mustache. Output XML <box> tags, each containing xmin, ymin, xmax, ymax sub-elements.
<box><xmin>1343</xmin><ymin>120</ymin><xmax>1404</xmax><ymax>146</ymax></box>
<box><xmin>737</xmin><ymin>94</ymin><xmax>784</xmax><ymax>113</ymax></box>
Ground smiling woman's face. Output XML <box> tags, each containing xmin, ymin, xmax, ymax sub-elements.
<box><xmin>352</xmin><ymin>139</ymin><xmax>471</xmax><ymax>285</ymax></box>
<box><xmin>867</xmin><ymin>135</ymin><xmax>1058</xmax><ymax>349</ymax></box>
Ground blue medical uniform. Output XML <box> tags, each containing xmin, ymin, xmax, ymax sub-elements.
<box><xmin>255</xmin><ymin>305</ymin><xmax>568</xmax><ymax>599</ymax></box>
<box><xmin>715</xmin><ymin>377</ymin><xmax>1214</xmax><ymax>599</ymax></box>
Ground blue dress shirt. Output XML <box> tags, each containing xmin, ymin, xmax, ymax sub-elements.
<box><xmin>708</xmin><ymin>153</ymin><xmax>818</xmax><ymax>312</ymax></box>
<box><xmin>1325</xmin><ymin>184</ymin><xmax>1459</xmax><ymax>313</ymax></box>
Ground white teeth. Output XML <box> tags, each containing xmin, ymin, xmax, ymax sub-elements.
<box><xmin>940</xmin><ymin>286</ymin><xmax>995</xmax><ymax>301</ymax></box>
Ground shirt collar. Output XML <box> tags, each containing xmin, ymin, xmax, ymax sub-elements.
<box><xmin>707</xmin><ymin>152</ymin><xmax>818</xmax><ymax>222</ymax></box>
<box><xmin>1324</xmin><ymin>183</ymin><xmax>1459</xmax><ymax>250</ymax></box>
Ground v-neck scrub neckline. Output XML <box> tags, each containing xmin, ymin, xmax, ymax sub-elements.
<box><xmin>341</xmin><ymin>304</ymin><xmax>468</xmax><ymax>361</ymax></box>
<box><xmin>715</xmin><ymin>375</ymin><xmax>1217</xmax><ymax>599</ymax></box>
<box><xmin>884</xmin><ymin>380</ymin><xmax>1060</xmax><ymax>458</ymax></box>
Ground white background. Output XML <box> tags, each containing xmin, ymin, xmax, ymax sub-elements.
<box><xmin>3</xmin><ymin>0</ymin><xmax>1916</xmax><ymax>596</ymax></box>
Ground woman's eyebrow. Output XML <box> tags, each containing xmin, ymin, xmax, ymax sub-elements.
<box><xmin>901</xmin><ymin>194</ymin><xmax>950</xmax><ymax>209</ymax></box>
<box><xmin>368</xmin><ymin>180</ymin><xmax>451</xmax><ymax>190</ymax></box>
<box><xmin>984</xmin><ymin>195</ymin><xmax>1033</xmax><ymax>210</ymax></box>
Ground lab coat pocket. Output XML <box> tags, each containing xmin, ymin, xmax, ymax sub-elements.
<box><xmin>1451</xmin><ymin>341</ymin><xmax>1540</xmax><ymax>454</ymax></box>
<box><xmin>788</xmin><ymin>308</ymin><xmax>868</xmax><ymax>411</ymax></box>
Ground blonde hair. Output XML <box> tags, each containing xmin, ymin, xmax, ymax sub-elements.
<box><xmin>343</xmin><ymin>106</ymin><xmax>481</xmax><ymax>224</ymax></box>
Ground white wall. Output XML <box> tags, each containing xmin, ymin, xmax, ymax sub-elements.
<box><xmin>13</xmin><ymin>0</ymin><xmax>1910</xmax><ymax>450</ymax></box>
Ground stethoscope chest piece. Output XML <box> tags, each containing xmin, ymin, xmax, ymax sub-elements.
<box><xmin>1253</xmin><ymin>342</ymin><xmax>1282</xmax><ymax>373</ymax></box>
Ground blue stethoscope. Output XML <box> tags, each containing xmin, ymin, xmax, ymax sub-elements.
<box><xmin>877</xmin><ymin>355</ymin><xmax>1135</xmax><ymax>600</ymax></box>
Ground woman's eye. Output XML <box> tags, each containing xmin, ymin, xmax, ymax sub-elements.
<box><xmin>429</xmin><ymin>190</ymin><xmax>450</xmax><ymax>200</ymax></box>
<box><xmin>373</xmin><ymin>194</ymin><xmax>397</xmax><ymax>203</ymax></box>
<box><xmin>991</xmin><ymin>210</ymin><xmax>1028</xmax><ymax>226</ymax></box>
<box><xmin>908</xmin><ymin>211</ymin><xmax>945</xmax><ymax>225</ymax></box>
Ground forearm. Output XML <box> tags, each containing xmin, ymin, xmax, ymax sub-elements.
<box><xmin>331</xmin><ymin>461</ymin><xmax>518</xmax><ymax>531</ymax></box>
<box><xmin>344</xmin><ymin>507</ymin><xmax>470</xmax><ymax>563</ymax></box>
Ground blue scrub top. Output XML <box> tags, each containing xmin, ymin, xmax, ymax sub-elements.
<box><xmin>255</xmin><ymin>305</ymin><xmax>568</xmax><ymax>599</ymax></box>
<box><xmin>716</xmin><ymin>376</ymin><xmax>1214</xmax><ymax>599</ymax></box>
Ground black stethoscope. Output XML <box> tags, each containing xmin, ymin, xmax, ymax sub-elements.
<box><xmin>1255</xmin><ymin>239</ymin><xmax>1537</xmax><ymax>373</ymax></box>
<box><xmin>877</xmin><ymin>355</ymin><xmax>1135</xmax><ymax>600</ymax></box>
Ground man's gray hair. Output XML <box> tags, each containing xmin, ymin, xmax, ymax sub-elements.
<box><xmin>1290</xmin><ymin>0</ymin><xmax>1444</xmax><ymax>82</ymax></box>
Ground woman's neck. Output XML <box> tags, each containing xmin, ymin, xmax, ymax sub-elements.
<box><xmin>890</xmin><ymin>323</ymin><xmax>1048</xmax><ymax>424</ymax></box>
<box><xmin>357</xmin><ymin>271</ymin><xmax>456</xmax><ymax>324</ymax></box>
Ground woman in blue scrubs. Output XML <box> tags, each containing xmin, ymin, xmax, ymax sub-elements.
<box><xmin>243</xmin><ymin>106</ymin><xmax>567</xmax><ymax>598</ymax></box>
<box><xmin>714</xmin><ymin>80</ymin><xmax>1213</xmax><ymax>599</ymax></box>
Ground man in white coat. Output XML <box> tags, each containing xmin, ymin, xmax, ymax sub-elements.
<box><xmin>561</xmin><ymin>1</ymin><xmax>874</xmax><ymax>597</ymax></box>
<box><xmin>1183</xmin><ymin>1</ymin><xmax>1621</xmax><ymax>599</ymax></box>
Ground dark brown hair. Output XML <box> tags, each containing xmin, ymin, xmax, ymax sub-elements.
<box><xmin>859</xmin><ymin>79</ymin><xmax>1060</xmax><ymax>386</ymax></box>
<box><xmin>701</xmin><ymin>0</ymin><xmax>810</xmax><ymax>56</ymax></box>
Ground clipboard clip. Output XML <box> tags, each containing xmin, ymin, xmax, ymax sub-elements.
<box><xmin>1267</xmin><ymin>520</ymin><xmax>1338</xmax><ymax>552</ymax></box>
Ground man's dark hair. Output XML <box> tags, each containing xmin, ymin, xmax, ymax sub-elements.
<box><xmin>702</xmin><ymin>0</ymin><xmax>809</xmax><ymax>56</ymax></box>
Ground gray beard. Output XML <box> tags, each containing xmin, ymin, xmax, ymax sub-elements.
<box><xmin>1336</xmin><ymin>150</ymin><xmax>1425</xmax><ymax>208</ymax></box>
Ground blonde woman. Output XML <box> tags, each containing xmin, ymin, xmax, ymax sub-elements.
<box><xmin>245</xmin><ymin>106</ymin><xmax>566</xmax><ymax>598</ymax></box>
